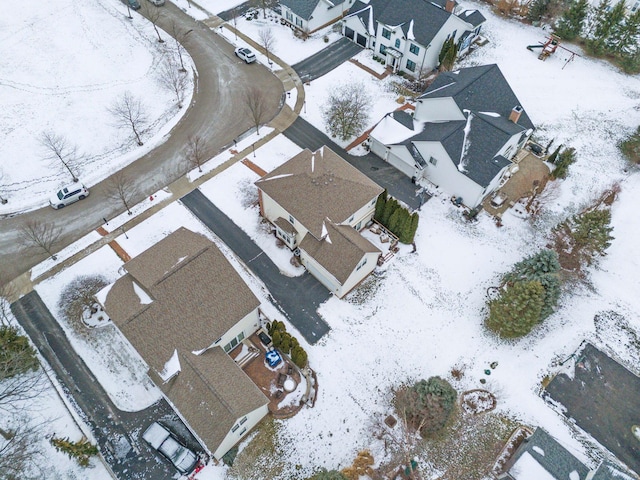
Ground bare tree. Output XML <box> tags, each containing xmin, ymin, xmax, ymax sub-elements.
<box><xmin>39</xmin><ymin>131</ymin><xmax>81</xmax><ymax>182</ymax></box>
<box><xmin>106</xmin><ymin>171</ymin><xmax>138</xmax><ymax>215</ymax></box>
<box><xmin>258</xmin><ymin>28</ymin><xmax>277</xmax><ymax>66</ymax></box>
<box><xmin>0</xmin><ymin>274</ymin><xmax>15</xmax><ymax>327</ymax></box>
<box><xmin>108</xmin><ymin>91</ymin><xmax>149</xmax><ymax>146</ymax></box>
<box><xmin>186</xmin><ymin>135</ymin><xmax>206</xmax><ymax>172</ymax></box>
<box><xmin>250</xmin><ymin>0</ymin><xmax>278</xmax><ymax>19</ymax></box>
<box><xmin>157</xmin><ymin>57</ymin><xmax>189</xmax><ymax>109</ymax></box>
<box><xmin>19</xmin><ymin>220</ymin><xmax>62</xmax><ymax>261</ymax></box>
<box><xmin>170</xmin><ymin>21</ymin><xmax>192</xmax><ymax>72</ymax></box>
<box><xmin>142</xmin><ymin>2</ymin><xmax>164</xmax><ymax>42</ymax></box>
<box><xmin>0</xmin><ymin>168</ymin><xmax>8</xmax><ymax>204</ymax></box>
<box><xmin>243</xmin><ymin>86</ymin><xmax>269</xmax><ymax>135</ymax></box>
<box><xmin>230</xmin><ymin>7</ymin><xmax>240</xmax><ymax>40</ymax></box>
<box><xmin>322</xmin><ymin>82</ymin><xmax>372</xmax><ymax>141</ymax></box>
<box><xmin>0</xmin><ymin>416</ymin><xmax>46</xmax><ymax>479</ymax></box>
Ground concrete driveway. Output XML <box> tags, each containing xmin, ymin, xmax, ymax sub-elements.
<box><xmin>293</xmin><ymin>37</ymin><xmax>363</xmax><ymax>81</ymax></box>
<box><xmin>0</xmin><ymin>2</ymin><xmax>283</xmax><ymax>282</ymax></box>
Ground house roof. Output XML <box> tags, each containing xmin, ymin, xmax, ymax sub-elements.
<box><xmin>281</xmin><ymin>0</ymin><xmax>347</xmax><ymax>20</ymax></box>
<box><xmin>157</xmin><ymin>348</ymin><xmax>268</xmax><ymax>455</ymax></box>
<box><xmin>590</xmin><ymin>461</ymin><xmax>637</xmax><ymax>480</ymax></box>
<box><xmin>255</xmin><ymin>146</ymin><xmax>383</xmax><ymax>240</ymax></box>
<box><xmin>346</xmin><ymin>0</ymin><xmax>483</xmax><ymax>47</ymax></box>
<box><xmin>508</xmin><ymin>428</ymin><xmax>591</xmax><ymax>480</ymax></box>
<box><xmin>299</xmin><ymin>219</ymin><xmax>380</xmax><ymax>284</ymax></box>
<box><xmin>104</xmin><ymin>227</ymin><xmax>261</xmax><ymax>371</ymax></box>
<box><xmin>419</xmin><ymin>64</ymin><xmax>534</xmax><ymax>131</ymax></box>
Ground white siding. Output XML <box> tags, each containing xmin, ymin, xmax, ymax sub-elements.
<box><xmin>414</xmin><ymin>97</ymin><xmax>464</xmax><ymax>122</ymax></box>
<box><xmin>213</xmin><ymin>404</ymin><xmax>269</xmax><ymax>460</ymax></box>
<box><xmin>259</xmin><ymin>191</ymin><xmax>309</xmax><ymax>244</ymax></box>
<box><xmin>284</xmin><ymin>0</ymin><xmax>355</xmax><ymax>32</ymax></box>
<box><xmin>339</xmin><ymin>251</ymin><xmax>380</xmax><ymax>297</ymax></box>
<box><xmin>299</xmin><ymin>251</ymin><xmax>341</xmax><ymax>294</ymax></box>
<box><xmin>342</xmin><ymin>15</ymin><xmax>372</xmax><ymax>47</ymax></box>
<box><xmin>210</xmin><ymin>308</ymin><xmax>260</xmax><ymax>353</ymax></box>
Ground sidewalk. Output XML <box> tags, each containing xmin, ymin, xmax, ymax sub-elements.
<box><xmin>7</xmin><ymin>10</ymin><xmax>306</xmax><ymax>301</ymax></box>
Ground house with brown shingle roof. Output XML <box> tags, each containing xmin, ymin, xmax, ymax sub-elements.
<box><xmin>98</xmin><ymin>227</ymin><xmax>269</xmax><ymax>461</ymax></box>
<box><xmin>255</xmin><ymin>146</ymin><xmax>383</xmax><ymax>298</ymax></box>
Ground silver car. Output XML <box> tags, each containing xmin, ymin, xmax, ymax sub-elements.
<box><xmin>142</xmin><ymin>422</ymin><xmax>198</xmax><ymax>474</ymax></box>
<box><xmin>49</xmin><ymin>184</ymin><xmax>89</xmax><ymax>209</ymax></box>
<box><xmin>147</xmin><ymin>0</ymin><xmax>165</xmax><ymax>5</ymax></box>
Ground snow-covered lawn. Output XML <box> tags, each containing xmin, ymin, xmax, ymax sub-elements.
<box><xmin>0</xmin><ymin>0</ymin><xmax>194</xmax><ymax>214</ymax></box>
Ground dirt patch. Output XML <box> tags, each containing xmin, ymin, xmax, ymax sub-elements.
<box><xmin>461</xmin><ymin>389</ymin><xmax>497</xmax><ymax>415</ymax></box>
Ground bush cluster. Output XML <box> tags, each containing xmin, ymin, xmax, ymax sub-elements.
<box><xmin>374</xmin><ymin>190</ymin><xmax>419</xmax><ymax>244</ymax></box>
<box><xmin>268</xmin><ymin>320</ymin><xmax>308</xmax><ymax>368</ymax></box>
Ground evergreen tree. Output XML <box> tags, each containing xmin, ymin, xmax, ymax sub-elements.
<box><xmin>620</xmin><ymin>48</ymin><xmax>640</xmax><ymax>74</ymax></box>
<box><xmin>280</xmin><ymin>332</ymin><xmax>292</xmax><ymax>354</ymax></box>
<box><xmin>554</xmin><ymin>0</ymin><xmax>589</xmax><ymax>40</ymax></box>
<box><xmin>587</xmin><ymin>0</ymin><xmax>626</xmax><ymax>55</ymax></box>
<box><xmin>406</xmin><ymin>212</ymin><xmax>420</xmax><ymax>244</ymax></box>
<box><xmin>547</xmin><ymin>144</ymin><xmax>562</xmax><ymax>164</ymax></box>
<box><xmin>503</xmin><ymin>250</ymin><xmax>561</xmax><ymax>320</ymax></box>
<box><xmin>374</xmin><ymin>190</ymin><xmax>387</xmax><ymax>221</ymax></box>
<box><xmin>387</xmin><ymin>208</ymin><xmax>403</xmax><ymax>235</ymax></box>
<box><xmin>570</xmin><ymin>209</ymin><xmax>614</xmax><ymax>258</ymax></box>
<box><xmin>396</xmin><ymin>377</ymin><xmax>457</xmax><ymax>437</ymax></box>
<box><xmin>310</xmin><ymin>470</ymin><xmax>348</xmax><ymax>480</ymax></box>
<box><xmin>291</xmin><ymin>345</ymin><xmax>308</xmax><ymax>368</ymax></box>
<box><xmin>486</xmin><ymin>280</ymin><xmax>546</xmax><ymax>338</ymax></box>
<box><xmin>551</xmin><ymin>147</ymin><xmax>577</xmax><ymax>179</ymax></box>
<box><xmin>271</xmin><ymin>330</ymin><xmax>282</xmax><ymax>349</ymax></box>
<box><xmin>528</xmin><ymin>0</ymin><xmax>551</xmax><ymax>22</ymax></box>
<box><xmin>0</xmin><ymin>326</ymin><xmax>39</xmax><ymax>379</ymax></box>
<box><xmin>438</xmin><ymin>37</ymin><xmax>458</xmax><ymax>71</ymax></box>
<box><xmin>50</xmin><ymin>436</ymin><xmax>98</xmax><ymax>467</ymax></box>
<box><xmin>610</xmin><ymin>8</ymin><xmax>640</xmax><ymax>54</ymax></box>
<box><xmin>380</xmin><ymin>197</ymin><xmax>399</xmax><ymax>226</ymax></box>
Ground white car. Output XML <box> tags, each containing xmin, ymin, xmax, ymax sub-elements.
<box><xmin>142</xmin><ymin>422</ymin><xmax>198</xmax><ymax>475</ymax></box>
<box><xmin>234</xmin><ymin>47</ymin><xmax>256</xmax><ymax>64</ymax></box>
<box><xmin>49</xmin><ymin>184</ymin><xmax>89</xmax><ymax>209</ymax></box>
<box><xmin>147</xmin><ymin>0</ymin><xmax>165</xmax><ymax>5</ymax></box>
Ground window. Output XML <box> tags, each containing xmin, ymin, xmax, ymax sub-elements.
<box><xmin>409</xmin><ymin>43</ymin><xmax>420</xmax><ymax>55</ymax></box>
<box><xmin>429</xmin><ymin>156</ymin><xmax>437</xmax><ymax>165</ymax></box>
<box><xmin>371</xmin><ymin>198</ymin><xmax>376</xmax><ymax>205</ymax></box>
<box><xmin>286</xmin><ymin>11</ymin><xmax>293</xmax><ymax>21</ymax></box>
<box><xmin>406</xmin><ymin>59</ymin><xmax>416</xmax><ymax>72</ymax></box>
<box><xmin>289</xmin><ymin>215</ymin><xmax>295</xmax><ymax>224</ymax></box>
<box><xmin>240</xmin><ymin>416</ymin><xmax>248</xmax><ymax>425</ymax></box>
<box><xmin>356</xmin><ymin>257</ymin><xmax>368</xmax><ymax>271</ymax></box>
<box><xmin>240</xmin><ymin>428</ymin><xmax>247</xmax><ymax>436</ymax></box>
<box><xmin>381</xmin><ymin>28</ymin><xmax>391</xmax><ymax>39</ymax></box>
<box><xmin>348</xmin><ymin>216</ymin><xmax>354</xmax><ymax>223</ymax></box>
<box><xmin>633</xmin><ymin>1</ymin><xmax>639</xmax><ymax>10</ymax></box>
<box><xmin>296</xmin><ymin>17</ymin><xmax>303</xmax><ymax>27</ymax></box>
<box><xmin>232</xmin><ymin>424</ymin><xmax>239</xmax><ymax>432</ymax></box>
<box><xmin>395</xmin><ymin>39</ymin><xmax>401</xmax><ymax>49</ymax></box>
<box><xmin>380</xmin><ymin>44</ymin><xmax>387</xmax><ymax>54</ymax></box>
<box><xmin>238</xmin><ymin>332</ymin><xmax>245</xmax><ymax>342</ymax></box>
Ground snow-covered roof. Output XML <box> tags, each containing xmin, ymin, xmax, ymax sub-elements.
<box><xmin>369</xmin><ymin>110</ymin><xmax>424</xmax><ymax>145</ymax></box>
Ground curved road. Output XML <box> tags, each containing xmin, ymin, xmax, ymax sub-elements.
<box><xmin>0</xmin><ymin>2</ymin><xmax>283</xmax><ymax>282</ymax></box>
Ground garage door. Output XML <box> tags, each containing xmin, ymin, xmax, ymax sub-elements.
<box><xmin>356</xmin><ymin>34</ymin><xmax>367</xmax><ymax>47</ymax></box>
<box><xmin>302</xmin><ymin>255</ymin><xmax>338</xmax><ymax>294</ymax></box>
<box><xmin>387</xmin><ymin>152</ymin><xmax>416</xmax><ymax>178</ymax></box>
<box><xmin>344</xmin><ymin>27</ymin><xmax>355</xmax><ymax>41</ymax></box>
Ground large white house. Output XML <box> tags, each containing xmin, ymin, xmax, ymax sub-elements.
<box><xmin>368</xmin><ymin>64</ymin><xmax>535</xmax><ymax>209</ymax></box>
<box><xmin>342</xmin><ymin>0</ymin><xmax>485</xmax><ymax>77</ymax></box>
<box><xmin>279</xmin><ymin>0</ymin><xmax>356</xmax><ymax>33</ymax></box>
<box><xmin>99</xmin><ymin>227</ymin><xmax>269</xmax><ymax>461</ymax></box>
<box><xmin>256</xmin><ymin>146</ymin><xmax>383</xmax><ymax>298</ymax></box>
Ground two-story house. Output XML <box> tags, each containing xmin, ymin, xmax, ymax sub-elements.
<box><xmin>279</xmin><ymin>0</ymin><xmax>356</xmax><ymax>33</ymax></box>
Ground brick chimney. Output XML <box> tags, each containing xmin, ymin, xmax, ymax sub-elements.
<box><xmin>445</xmin><ymin>0</ymin><xmax>456</xmax><ymax>12</ymax></box>
<box><xmin>509</xmin><ymin>105</ymin><xmax>523</xmax><ymax>124</ymax></box>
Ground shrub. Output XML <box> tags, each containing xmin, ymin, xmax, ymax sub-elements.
<box><xmin>620</xmin><ymin>126</ymin><xmax>640</xmax><ymax>164</ymax></box>
<box><xmin>58</xmin><ymin>275</ymin><xmax>109</xmax><ymax>331</ymax></box>
<box><xmin>309</xmin><ymin>469</ymin><xmax>348</xmax><ymax>480</ymax></box>
<box><xmin>271</xmin><ymin>329</ymin><xmax>282</xmax><ymax>348</ymax></box>
<box><xmin>291</xmin><ymin>345</ymin><xmax>308</xmax><ymax>368</ymax></box>
<box><xmin>279</xmin><ymin>332</ymin><xmax>292</xmax><ymax>354</ymax></box>
<box><xmin>550</xmin><ymin>147</ymin><xmax>577</xmax><ymax>179</ymax></box>
<box><xmin>395</xmin><ymin>376</ymin><xmax>457</xmax><ymax>437</ymax></box>
<box><xmin>50</xmin><ymin>436</ymin><xmax>98</xmax><ymax>467</ymax></box>
<box><xmin>0</xmin><ymin>326</ymin><xmax>39</xmax><ymax>379</ymax></box>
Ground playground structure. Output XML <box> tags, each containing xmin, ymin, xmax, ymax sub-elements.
<box><xmin>527</xmin><ymin>34</ymin><xmax>581</xmax><ymax>68</ymax></box>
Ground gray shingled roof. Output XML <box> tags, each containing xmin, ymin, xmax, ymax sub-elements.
<box><xmin>280</xmin><ymin>0</ymin><xmax>348</xmax><ymax>20</ymax></box>
<box><xmin>590</xmin><ymin>462</ymin><xmax>637</xmax><ymax>480</ymax></box>
<box><xmin>419</xmin><ymin>64</ymin><xmax>534</xmax><ymax>130</ymax></box>
<box><xmin>299</xmin><ymin>219</ymin><xmax>380</xmax><ymax>283</ymax></box>
<box><xmin>255</xmin><ymin>146</ymin><xmax>383</xmax><ymax>240</ymax></box>
<box><xmin>158</xmin><ymin>349</ymin><xmax>268</xmax><ymax>455</ymax></box>
<box><xmin>105</xmin><ymin>227</ymin><xmax>261</xmax><ymax>370</ymax></box>
<box><xmin>347</xmin><ymin>0</ymin><xmax>483</xmax><ymax>46</ymax></box>
<box><xmin>509</xmin><ymin>428</ymin><xmax>590</xmax><ymax>480</ymax></box>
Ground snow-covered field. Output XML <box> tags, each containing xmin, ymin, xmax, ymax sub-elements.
<box><xmin>3</xmin><ymin>0</ymin><xmax>640</xmax><ymax>478</ymax></box>
<box><xmin>0</xmin><ymin>0</ymin><xmax>194</xmax><ymax>214</ymax></box>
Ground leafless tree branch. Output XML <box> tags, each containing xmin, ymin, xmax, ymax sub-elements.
<box><xmin>258</xmin><ymin>28</ymin><xmax>276</xmax><ymax>65</ymax></box>
<box><xmin>19</xmin><ymin>220</ymin><xmax>62</xmax><ymax>261</ymax></box>
<box><xmin>106</xmin><ymin>171</ymin><xmax>138</xmax><ymax>215</ymax></box>
<box><xmin>157</xmin><ymin>57</ymin><xmax>189</xmax><ymax>109</ymax></box>
<box><xmin>186</xmin><ymin>135</ymin><xmax>206</xmax><ymax>173</ymax></box>
<box><xmin>108</xmin><ymin>91</ymin><xmax>149</xmax><ymax>146</ymax></box>
<box><xmin>243</xmin><ymin>86</ymin><xmax>269</xmax><ymax>136</ymax></box>
<box><xmin>39</xmin><ymin>131</ymin><xmax>81</xmax><ymax>182</ymax></box>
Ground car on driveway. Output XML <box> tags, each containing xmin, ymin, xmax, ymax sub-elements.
<box><xmin>123</xmin><ymin>0</ymin><xmax>141</xmax><ymax>10</ymax></box>
<box><xmin>49</xmin><ymin>184</ymin><xmax>89</xmax><ymax>209</ymax></box>
<box><xmin>142</xmin><ymin>422</ymin><xmax>198</xmax><ymax>475</ymax></box>
<box><xmin>147</xmin><ymin>0</ymin><xmax>165</xmax><ymax>5</ymax></box>
<box><xmin>234</xmin><ymin>47</ymin><xmax>256</xmax><ymax>64</ymax></box>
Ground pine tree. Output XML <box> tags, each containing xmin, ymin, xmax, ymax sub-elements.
<box><xmin>291</xmin><ymin>345</ymin><xmax>308</xmax><ymax>368</ymax></box>
<box><xmin>380</xmin><ymin>197</ymin><xmax>399</xmax><ymax>226</ymax></box>
<box><xmin>551</xmin><ymin>147</ymin><xmax>577</xmax><ymax>179</ymax></box>
<box><xmin>486</xmin><ymin>280</ymin><xmax>546</xmax><ymax>338</ymax></box>
<box><xmin>503</xmin><ymin>250</ymin><xmax>561</xmax><ymax>320</ymax></box>
<box><xmin>280</xmin><ymin>332</ymin><xmax>292</xmax><ymax>354</ymax></box>
<box><xmin>547</xmin><ymin>144</ymin><xmax>562</xmax><ymax>164</ymax></box>
<box><xmin>407</xmin><ymin>212</ymin><xmax>420</xmax><ymax>243</ymax></box>
<box><xmin>610</xmin><ymin>8</ymin><xmax>640</xmax><ymax>54</ymax></box>
<box><xmin>554</xmin><ymin>0</ymin><xmax>589</xmax><ymax>40</ymax></box>
<box><xmin>271</xmin><ymin>330</ymin><xmax>282</xmax><ymax>349</ymax></box>
<box><xmin>0</xmin><ymin>326</ymin><xmax>39</xmax><ymax>379</ymax></box>
<box><xmin>50</xmin><ymin>436</ymin><xmax>98</xmax><ymax>467</ymax></box>
<box><xmin>374</xmin><ymin>190</ymin><xmax>387</xmax><ymax>221</ymax></box>
<box><xmin>587</xmin><ymin>0</ymin><xmax>626</xmax><ymax>55</ymax></box>
<box><xmin>397</xmin><ymin>377</ymin><xmax>457</xmax><ymax>437</ymax></box>
<box><xmin>570</xmin><ymin>209</ymin><xmax>614</xmax><ymax>258</ymax></box>
<box><xmin>387</xmin><ymin>209</ymin><xmax>403</xmax><ymax>235</ymax></box>
<box><xmin>310</xmin><ymin>469</ymin><xmax>348</xmax><ymax>480</ymax></box>
<box><xmin>528</xmin><ymin>0</ymin><xmax>551</xmax><ymax>22</ymax></box>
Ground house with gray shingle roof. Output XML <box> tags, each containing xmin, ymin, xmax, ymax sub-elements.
<box><xmin>255</xmin><ymin>146</ymin><xmax>383</xmax><ymax>298</ymax></box>
<box><xmin>279</xmin><ymin>0</ymin><xmax>356</xmax><ymax>33</ymax></box>
<box><xmin>342</xmin><ymin>0</ymin><xmax>484</xmax><ymax>76</ymax></box>
<box><xmin>368</xmin><ymin>64</ymin><xmax>535</xmax><ymax>209</ymax></box>
<box><xmin>99</xmin><ymin>227</ymin><xmax>269</xmax><ymax>461</ymax></box>
<box><xmin>498</xmin><ymin>428</ymin><xmax>637</xmax><ymax>480</ymax></box>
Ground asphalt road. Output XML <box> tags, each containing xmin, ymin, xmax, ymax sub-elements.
<box><xmin>181</xmin><ymin>189</ymin><xmax>331</xmax><ymax>344</ymax></box>
<box><xmin>0</xmin><ymin>2</ymin><xmax>283</xmax><ymax>282</ymax></box>
<box><xmin>284</xmin><ymin>116</ymin><xmax>426</xmax><ymax>210</ymax></box>
<box><xmin>545</xmin><ymin>343</ymin><xmax>640</xmax><ymax>475</ymax></box>
<box><xmin>10</xmin><ymin>291</ymin><xmax>210</xmax><ymax>479</ymax></box>
<box><xmin>293</xmin><ymin>37</ymin><xmax>363</xmax><ymax>81</ymax></box>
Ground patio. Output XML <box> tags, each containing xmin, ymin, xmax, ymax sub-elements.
<box><xmin>228</xmin><ymin>331</ymin><xmax>307</xmax><ymax>418</ymax></box>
